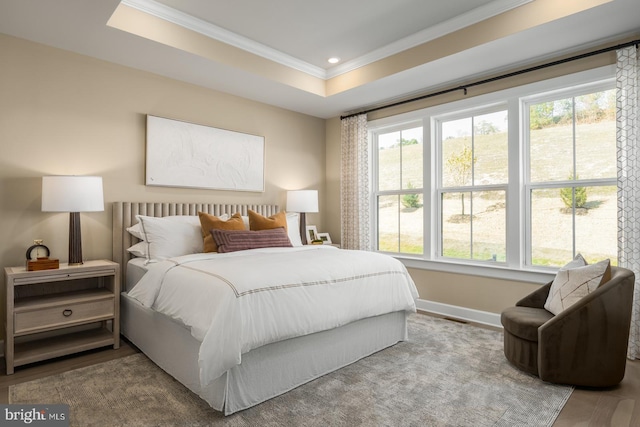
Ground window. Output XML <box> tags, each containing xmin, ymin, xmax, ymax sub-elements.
<box><xmin>370</xmin><ymin>67</ymin><xmax>617</xmax><ymax>274</ymax></box>
<box><xmin>374</xmin><ymin>125</ymin><xmax>423</xmax><ymax>254</ymax></box>
<box><xmin>438</xmin><ymin>109</ymin><xmax>508</xmax><ymax>262</ymax></box>
<box><xmin>525</xmin><ymin>86</ymin><xmax>617</xmax><ymax>266</ymax></box>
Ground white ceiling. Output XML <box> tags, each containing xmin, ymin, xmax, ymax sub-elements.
<box><xmin>0</xmin><ymin>0</ymin><xmax>638</xmax><ymax>119</ymax></box>
<box><xmin>154</xmin><ymin>0</ymin><xmax>499</xmax><ymax>70</ymax></box>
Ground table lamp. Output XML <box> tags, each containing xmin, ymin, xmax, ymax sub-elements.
<box><xmin>41</xmin><ymin>175</ymin><xmax>104</xmax><ymax>265</ymax></box>
<box><xmin>286</xmin><ymin>190</ymin><xmax>318</xmax><ymax>244</ymax></box>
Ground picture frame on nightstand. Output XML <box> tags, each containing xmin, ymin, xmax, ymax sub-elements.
<box><xmin>317</xmin><ymin>232</ymin><xmax>332</xmax><ymax>244</ymax></box>
<box><xmin>305</xmin><ymin>225</ymin><xmax>318</xmax><ymax>243</ymax></box>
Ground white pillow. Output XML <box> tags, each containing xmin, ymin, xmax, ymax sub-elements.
<box><xmin>136</xmin><ymin>215</ymin><xmax>223</xmax><ymax>262</ymax></box>
<box><xmin>126</xmin><ymin>223</ymin><xmax>145</xmax><ymax>240</ymax></box>
<box><xmin>127</xmin><ymin>215</ymin><xmax>228</xmax><ymax>241</ymax></box>
<box><xmin>286</xmin><ymin>212</ymin><xmax>303</xmax><ymax>247</ymax></box>
<box><xmin>127</xmin><ymin>241</ymin><xmax>147</xmax><ymax>258</ymax></box>
<box><xmin>544</xmin><ymin>257</ymin><xmax>611</xmax><ymax>315</ymax></box>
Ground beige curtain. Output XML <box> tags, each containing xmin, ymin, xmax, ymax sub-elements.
<box><xmin>341</xmin><ymin>114</ymin><xmax>371</xmax><ymax>251</ymax></box>
<box><xmin>616</xmin><ymin>45</ymin><xmax>640</xmax><ymax>359</ymax></box>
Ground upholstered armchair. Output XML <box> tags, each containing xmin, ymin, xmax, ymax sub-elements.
<box><xmin>501</xmin><ymin>266</ymin><xmax>635</xmax><ymax>387</ymax></box>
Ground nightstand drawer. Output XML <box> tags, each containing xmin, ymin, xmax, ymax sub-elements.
<box><xmin>14</xmin><ymin>296</ymin><xmax>114</xmax><ymax>335</ymax></box>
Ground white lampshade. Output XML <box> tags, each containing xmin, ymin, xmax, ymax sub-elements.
<box><xmin>41</xmin><ymin>175</ymin><xmax>104</xmax><ymax>265</ymax></box>
<box><xmin>286</xmin><ymin>190</ymin><xmax>318</xmax><ymax>213</ymax></box>
<box><xmin>42</xmin><ymin>176</ymin><xmax>104</xmax><ymax>213</ymax></box>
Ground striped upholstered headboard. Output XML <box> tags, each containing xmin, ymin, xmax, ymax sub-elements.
<box><xmin>112</xmin><ymin>202</ymin><xmax>279</xmax><ymax>285</ymax></box>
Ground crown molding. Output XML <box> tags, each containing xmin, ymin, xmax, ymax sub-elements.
<box><xmin>121</xmin><ymin>0</ymin><xmax>533</xmax><ymax>81</ymax></box>
<box><xmin>325</xmin><ymin>0</ymin><xmax>533</xmax><ymax>78</ymax></box>
<box><xmin>121</xmin><ymin>0</ymin><xmax>328</xmax><ymax>78</ymax></box>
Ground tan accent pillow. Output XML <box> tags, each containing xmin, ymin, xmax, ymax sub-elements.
<box><xmin>544</xmin><ymin>259</ymin><xmax>611</xmax><ymax>315</ymax></box>
<box><xmin>198</xmin><ymin>212</ymin><xmax>245</xmax><ymax>253</ymax></box>
<box><xmin>248</xmin><ymin>210</ymin><xmax>287</xmax><ymax>232</ymax></box>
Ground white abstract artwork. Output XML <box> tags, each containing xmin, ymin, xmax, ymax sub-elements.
<box><xmin>146</xmin><ymin>115</ymin><xmax>265</xmax><ymax>192</ymax></box>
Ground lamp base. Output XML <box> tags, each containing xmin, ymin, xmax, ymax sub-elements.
<box><xmin>299</xmin><ymin>212</ymin><xmax>307</xmax><ymax>245</ymax></box>
<box><xmin>68</xmin><ymin>212</ymin><xmax>83</xmax><ymax>265</ymax></box>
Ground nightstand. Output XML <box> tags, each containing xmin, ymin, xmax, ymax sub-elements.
<box><xmin>4</xmin><ymin>260</ymin><xmax>120</xmax><ymax>374</ymax></box>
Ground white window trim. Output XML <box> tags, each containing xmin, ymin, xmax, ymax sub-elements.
<box><xmin>369</xmin><ymin>64</ymin><xmax>616</xmax><ymax>282</ymax></box>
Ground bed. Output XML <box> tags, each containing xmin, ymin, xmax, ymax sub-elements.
<box><xmin>112</xmin><ymin>202</ymin><xmax>418</xmax><ymax>415</ymax></box>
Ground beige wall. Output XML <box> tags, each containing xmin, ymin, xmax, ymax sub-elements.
<box><xmin>0</xmin><ymin>34</ymin><xmax>326</xmax><ymax>338</ymax></box>
<box><xmin>0</xmin><ymin>31</ymin><xmax>630</xmax><ymax>341</ymax></box>
<box><xmin>323</xmin><ymin>40</ymin><xmax>625</xmax><ymax>317</ymax></box>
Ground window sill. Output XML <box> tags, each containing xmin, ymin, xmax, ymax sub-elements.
<box><xmin>396</xmin><ymin>256</ymin><xmax>554</xmax><ymax>284</ymax></box>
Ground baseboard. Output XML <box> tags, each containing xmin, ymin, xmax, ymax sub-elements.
<box><xmin>416</xmin><ymin>299</ymin><xmax>502</xmax><ymax>329</ymax></box>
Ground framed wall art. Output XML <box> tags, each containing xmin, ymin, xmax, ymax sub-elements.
<box><xmin>145</xmin><ymin>115</ymin><xmax>265</xmax><ymax>192</ymax></box>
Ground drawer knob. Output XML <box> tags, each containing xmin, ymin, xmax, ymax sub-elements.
<box><xmin>62</xmin><ymin>309</ymin><xmax>73</xmax><ymax>317</ymax></box>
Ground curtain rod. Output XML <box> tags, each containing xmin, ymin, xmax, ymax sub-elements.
<box><xmin>340</xmin><ymin>38</ymin><xmax>640</xmax><ymax>120</ymax></box>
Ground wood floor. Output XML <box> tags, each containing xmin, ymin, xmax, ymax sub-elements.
<box><xmin>0</xmin><ymin>336</ymin><xmax>638</xmax><ymax>426</ymax></box>
<box><xmin>554</xmin><ymin>359</ymin><xmax>640</xmax><ymax>426</ymax></box>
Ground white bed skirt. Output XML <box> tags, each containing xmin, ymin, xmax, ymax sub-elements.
<box><xmin>121</xmin><ymin>292</ymin><xmax>408</xmax><ymax>415</ymax></box>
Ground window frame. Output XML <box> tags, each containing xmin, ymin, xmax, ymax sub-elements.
<box><xmin>368</xmin><ymin>65</ymin><xmax>616</xmax><ymax>282</ymax></box>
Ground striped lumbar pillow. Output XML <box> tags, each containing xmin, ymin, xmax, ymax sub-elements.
<box><xmin>211</xmin><ymin>227</ymin><xmax>292</xmax><ymax>253</ymax></box>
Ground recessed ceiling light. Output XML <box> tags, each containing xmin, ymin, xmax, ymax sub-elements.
<box><xmin>328</xmin><ymin>57</ymin><xmax>340</xmax><ymax>64</ymax></box>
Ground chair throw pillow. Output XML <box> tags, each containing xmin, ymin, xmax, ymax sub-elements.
<box><xmin>544</xmin><ymin>258</ymin><xmax>611</xmax><ymax>315</ymax></box>
<box><xmin>211</xmin><ymin>228</ymin><xmax>292</xmax><ymax>253</ymax></box>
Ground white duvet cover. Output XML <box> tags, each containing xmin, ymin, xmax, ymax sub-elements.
<box><xmin>127</xmin><ymin>245</ymin><xmax>418</xmax><ymax>388</ymax></box>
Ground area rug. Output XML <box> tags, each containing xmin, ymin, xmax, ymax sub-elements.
<box><xmin>10</xmin><ymin>314</ymin><xmax>572</xmax><ymax>426</ymax></box>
